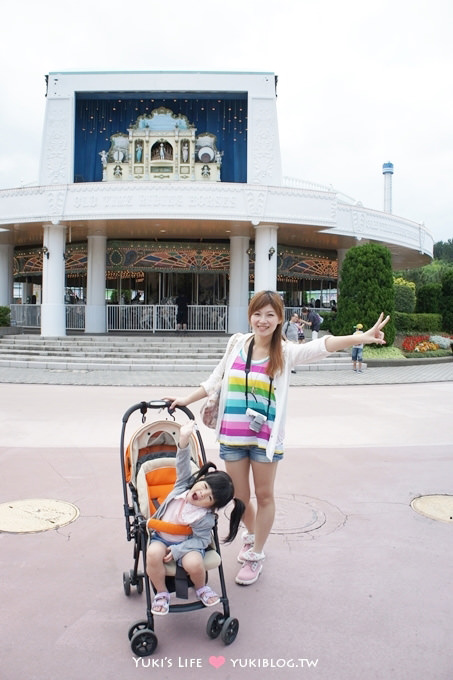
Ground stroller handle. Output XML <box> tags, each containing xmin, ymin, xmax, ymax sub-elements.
<box><xmin>121</xmin><ymin>400</ymin><xmax>195</xmax><ymax>423</ymax></box>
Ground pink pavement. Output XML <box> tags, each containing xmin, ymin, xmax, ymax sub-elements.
<box><xmin>0</xmin><ymin>380</ymin><xmax>452</xmax><ymax>680</ymax></box>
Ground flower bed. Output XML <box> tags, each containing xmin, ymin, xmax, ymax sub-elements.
<box><xmin>401</xmin><ymin>335</ymin><xmax>430</xmax><ymax>352</ymax></box>
<box><xmin>414</xmin><ymin>341</ymin><xmax>439</xmax><ymax>352</ymax></box>
<box><xmin>401</xmin><ymin>334</ymin><xmax>453</xmax><ymax>355</ymax></box>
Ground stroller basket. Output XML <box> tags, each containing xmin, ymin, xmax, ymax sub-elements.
<box><xmin>120</xmin><ymin>400</ymin><xmax>239</xmax><ymax>656</ymax></box>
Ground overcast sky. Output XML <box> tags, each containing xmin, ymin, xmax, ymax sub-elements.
<box><xmin>1</xmin><ymin>0</ymin><xmax>451</xmax><ymax>244</ymax></box>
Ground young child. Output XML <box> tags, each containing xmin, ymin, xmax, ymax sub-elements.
<box><xmin>352</xmin><ymin>323</ymin><xmax>364</xmax><ymax>372</ymax></box>
<box><xmin>146</xmin><ymin>420</ymin><xmax>245</xmax><ymax>615</ymax></box>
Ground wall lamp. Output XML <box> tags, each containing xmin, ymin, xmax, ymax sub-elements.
<box><xmin>42</xmin><ymin>246</ymin><xmax>49</xmax><ymax>259</ymax></box>
<box><xmin>268</xmin><ymin>246</ymin><xmax>276</xmax><ymax>260</ymax></box>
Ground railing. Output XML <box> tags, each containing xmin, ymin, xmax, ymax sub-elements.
<box><xmin>189</xmin><ymin>305</ymin><xmax>227</xmax><ymax>332</ymax></box>
<box><xmin>66</xmin><ymin>305</ymin><xmax>86</xmax><ymax>330</ymax></box>
<box><xmin>283</xmin><ymin>176</ymin><xmax>333</xmax><ymax>192</ymax></box>
<box><xmin>107</xmin><ymin>305</ymin><xmax>228</xmax><ymax>332</ymax></box>
<box><xmin>9</xmin><ymin>304</ymin><xmax>228</xmax><ymax>333</ymax></box>
<box><xmin>283</xmin><ymin>176</ymin><xmax>359</xmax><ymax>205</ymax></box>
<box><xmin>9</xmin><ymin>304</ymin><xmax>41</xmax><ymax>328</ymax></box>
<box><xmin>107</xmin><ymin>305</ymin><xmax>156</xmax><ymax>331</ymax></box>
<box><xmin>9</xmin><ymin>303</ymin><xmax>333</xmax><ymax>332</ymax></box>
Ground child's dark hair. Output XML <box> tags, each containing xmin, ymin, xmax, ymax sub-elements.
<box><xmin>186</xmin><ymin>462</ymin><xmax>245</xmax><ymax>543</ymax></box>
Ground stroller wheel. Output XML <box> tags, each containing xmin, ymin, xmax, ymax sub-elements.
<box><xmin>128</xmin><ymin>620</ymin><xmax>151</xmax><ymax>641</ymax></box>
<box><xmin>206</xmin><ymin>611</ymin><xmax>224</xmax><ymax>639</ymax></box>
<box><xmin>123</xmin><ymin>571</ymin><xmax>131</xmax><ymax>596</ymax></box>
<box><xmin>136</xmin><ymin>576</ymin><xmax>144</xmax><ymax>594</ymax></box>
<box><xmin>130</xmin><ymin>628</ymin><xmax>158</xmax><ymax>657</ymax></box>
<box><xmin>221</xmin><ymin>617</ymin><xmax>239</xmax><ymax>646</ymax></box>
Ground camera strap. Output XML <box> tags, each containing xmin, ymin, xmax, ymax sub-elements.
<box><xmin>244</xmin><ymin>337</ymin><xmax>273</xmax><ymax>418</ymax></box>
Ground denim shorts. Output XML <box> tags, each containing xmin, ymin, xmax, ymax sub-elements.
<box><xmin>219</xmin><ymin>443</ymin><xmax>282</xmax><ymax>463</ymax></box>
<box><xmin>351</xmin><ymin>347</ymin><xmax>363</xmax><ymax>361</ymax></box>
<box><xmin>149</xmin><ymin>531</ymin><xmax>205</xmax><ymax>565</ymax></box>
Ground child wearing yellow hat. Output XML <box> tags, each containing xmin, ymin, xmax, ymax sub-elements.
<box><xmin>352</xmin><ymin>324</ymin><xmax>364</xmax><ymax>372</ymax></box>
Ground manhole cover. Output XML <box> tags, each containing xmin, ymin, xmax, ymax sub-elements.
<box><xmin>0</xmin><ymin>499</ymin><xmax>80</xmax><ymax>534</ymax></box>
<box><xmin>411</xmin><ymin>495</ymin><xmax>453</xmax><ymax>523</ymax></box>
<box><xmin>271</xmin><ymin>494</ymin><xmax>346</xmax><ymax>537</ymax></box>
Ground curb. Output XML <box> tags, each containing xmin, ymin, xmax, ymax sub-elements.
<box><xmin>366</xmin><ymin>356</ymin><xmax>453</xmax><ymax>368</ymax></box>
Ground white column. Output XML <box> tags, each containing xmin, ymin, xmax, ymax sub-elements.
<box><xmin>336</xmin><ymin>247</ymin><xmax>350</xmax><ymax>299</ymax></box>
<box><xmin>253</xmin><ymin>223</ymin><xmax>278</xmax><ymax>293</ymax></box>
<box><xmin>0</xmin><ymin>243</ymin><xmax>14</xmax><ymax>305</ymax></box>
<box><xmin>85</xmin><ymin>233</ymin><xmax>107</xmax><ymax>334</ymax></box>
<box><xmin>337</xmin><ymin>248</ymin><xmax>348</xmax><ymax>280</ymax></box>
<box><xmin>248</xmin><ymin>93</ymin><xmax>282</xmax><ymax>186</ymax></box>
<box><xmin>41</xmin><ymin>223</ymin><xmax>67</xmax><ymax>336</ymax></box>
<box><xmin>228</xmin><ymin>236</ymin><xmax>250</xmax><ymax>333</ymax></box>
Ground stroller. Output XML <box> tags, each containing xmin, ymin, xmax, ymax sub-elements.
<box><xmin>120</xmin><ymin>399</ymin><xmax>239</xmax><ymax>657</ymax></box>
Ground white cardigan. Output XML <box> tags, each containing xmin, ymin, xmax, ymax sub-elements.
<box><xmin>200</xmin><ymin>333</ymin><xmax>331</xmax><ymax>461</ymax></box>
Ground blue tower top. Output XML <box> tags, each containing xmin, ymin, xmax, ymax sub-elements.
<box><xmin>382</xmin><ymin>162</ymin><xmax>394</xmax><ymax>174</ymax></box>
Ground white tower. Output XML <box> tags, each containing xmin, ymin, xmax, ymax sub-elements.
<box><xmin>382</xmin><ymin>161</ymin><xmax>394</xmax><ymax>213</ymax></box>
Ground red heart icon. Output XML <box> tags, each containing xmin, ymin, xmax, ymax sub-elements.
<box><xmin>209</xmin><ymin>656</ymin><xmax>226</xmax><ymax>669</ymax></box>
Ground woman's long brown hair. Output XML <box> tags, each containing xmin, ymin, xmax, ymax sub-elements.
<box><xmin>248</xmin><ymin>290</ymin><xmax>285</xmax><ymax>377</ymax></box>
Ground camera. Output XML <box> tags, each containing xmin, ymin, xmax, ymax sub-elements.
<box><xmin>246</xmin><ymin>407</ymin><xmax>267</xmax><ymax>433</ymax></box>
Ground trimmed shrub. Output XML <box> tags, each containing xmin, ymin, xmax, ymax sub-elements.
<box><xmin>416</xmin><ymin>283</ymin><xmax>441</xmax><ymax>313</ymax></box>
<box><xmin>0</xmin><ymin>306</ymin><xmax>10</xmax><ymax>326</ymax></box>
<box><xmin>394</xmin><ymin>282</ymin><xmax>416</xmax><ymax>313</ymax></box>
<box><xmin>440</xmin><ymin>269</ymin><xmax>453</xmax><ymax>333</ymax></box>
<box><xmin>394</xmin><ymin>312</ymin><xmax>442</xmax><ymax>334</ymax></box>
<box><xmin>336</xmin><ymin>243</ymin><xmax>395</xmax><ymax>345</ymax></box>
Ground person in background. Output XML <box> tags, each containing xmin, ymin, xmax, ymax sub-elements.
<box><xmin>301</xmin><ymin>306</ymin><xmax>322</xmax><ymax>340</ymax></box>
<box><xmin>282</xmin><ymin>311</ymin><xmax>299</xmax><ymax>373</ymax></box>
<box><xmin>296</xmin><ymin>316</ymin><xmax>305</xmax><ymax>343</ymax></box>
<box><xmin>352</xmin><ymin>323</ymin><xmax>364</xmax><ymax>373</ymax></box>
<box><xmin>175</xmin><ymin>291</ymin><xmax>189</xmax><ymax>334</ymax></box>
<box><xmin>282</xmin><ymin>312</ymin><xmax>299</xmax><ymax>343</ymax></box>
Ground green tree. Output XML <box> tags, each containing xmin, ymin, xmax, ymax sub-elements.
<box><xmin>433</xmin><ymin>239</ymin><xmax>453</xmax><ymax>262</ymax></box>
<box><xmin>396</xmin><ymin>260</ymin><xmax>452</xmax><ymax>289</ymax></box>
<box><xmin>337</xmin><ymin>243</ymin><xmax>395</xmax><ymax>345</ymax></box>
<box><xmin>440</xmin><ymin>269</ymin><xmax>453</xmax><ymax>333</ymax></box>
<box><xmin>393</xmin><ymin>276</ymin><xmax>416</xmax><ymax>313</ymax></box>
<box><xmin>0</xmin><ymin>306</ymin><xmax>10</xmax><ymax>326</ymax></box>
<box><xmin>416</xmin><ymin>283</ymin><xmax>441</xmax><ymax>313</ymax></box>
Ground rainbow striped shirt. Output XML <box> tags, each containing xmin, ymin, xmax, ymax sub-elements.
<box><xmin>219</xmin><ymin>348</ymin><xmax>283</xmax><ymax>454</ymax></box>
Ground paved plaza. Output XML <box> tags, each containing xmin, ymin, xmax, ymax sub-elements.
<box><xmin>1</xmin><ymin>359</ymin><xmax>453</xmax><ymax>387</ymax></box>
<box><xmin>0</xmin><ymin>362</ymin><xmax>452</xmax><ymax>680</ymax></box>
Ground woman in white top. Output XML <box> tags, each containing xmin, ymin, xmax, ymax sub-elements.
<box><xmin>167</xmin><ymin>291</ymin><xmax>389</xmax><ymax>586</ymax></box>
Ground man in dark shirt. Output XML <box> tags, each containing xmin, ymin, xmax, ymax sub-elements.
<box><xmin>301</xmin><ymin>307</ymin><xmax>322</xmax><ymax>340</ymax></box>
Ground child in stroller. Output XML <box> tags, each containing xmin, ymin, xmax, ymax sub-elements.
<box><xmin>146</xmin><ymin>420</ymin><xmax>245</xmax><ymax>616</ymax></box>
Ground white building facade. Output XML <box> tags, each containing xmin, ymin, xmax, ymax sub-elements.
<box><xmin>0</xmin><ymin>71</ymin><xmax>433</xmax><ymax>335</ymax></box>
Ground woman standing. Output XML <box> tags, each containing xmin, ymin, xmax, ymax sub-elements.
<box><xmin>167</xmin><ymin>291</ymin><xmax>389</xmax><ymax>585</ymax></box>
